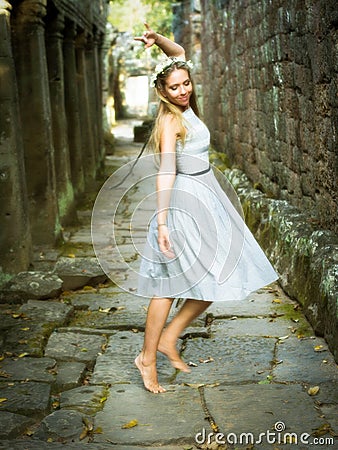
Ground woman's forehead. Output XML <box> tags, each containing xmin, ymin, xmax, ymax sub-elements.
<box><xmin>165</xmin><ymin>68</ymin><xmax>189</xmax><ymax>84</ymax></box>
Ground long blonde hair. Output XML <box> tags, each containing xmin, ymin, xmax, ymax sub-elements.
<box><xmin>147</xmin><ymin>61</ymin><xmax>200</xmax><ymax>153</ymax></box>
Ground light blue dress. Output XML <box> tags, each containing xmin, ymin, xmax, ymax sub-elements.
<box><xmin>137</xmin><ymin>108</ymin><xmax>278</xmax><ymax>301</ymax></box>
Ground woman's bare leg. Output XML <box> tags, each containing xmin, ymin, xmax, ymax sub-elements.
<box><xmin>135</xmin><ymin>296</ymin><xmax>174</xmax><ymax>393</ymax></box>
<box><xmin>158</xmin><ymin>299</ymin><xmax>212</xmax><ymax>372</ymax></box>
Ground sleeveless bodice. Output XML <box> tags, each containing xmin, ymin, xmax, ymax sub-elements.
<box><xmin>176</xmin><ymin>108</ymin><xmax>210</xmax><ymax>174</ymax></box>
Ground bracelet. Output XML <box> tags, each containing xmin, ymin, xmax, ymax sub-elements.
<box><xmin>157</xmin><ymin>223</ymin><xmax>167</xmax><ymax>227</ymax></box>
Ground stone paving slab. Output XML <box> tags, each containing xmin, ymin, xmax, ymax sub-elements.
<box><xmin>176</xmin><ymin>336</ymin><xmax>275</xmax><ymax>385</ymax></box>
<box><xmin>34</xmin><ymin>409</ymin><xmax>86</xmax><ymax>441</ymax></box>
<box><xmin>203</xmin><ymin>384</ymin><xmax>330</xmax><ymax>447</ymax></box>
<box><xmin>20</xmin><ymin>300</ymin><xmax>73</xmax><ymax>324</ymax></box>
<box><xmin>67</xmin><ymin>290</ymin><xmax>149</xmax><ymax>330</ymax></box>
<box><xmin>94</xmin><ymin>384</ymin><xmax>204</xmax><ymax>446</ymax></box>
<box><xmin>60</xmin><ymin>385</ymin><xmax>107</xmax><ymax>415</ymax></box>
<box><xmin>0</xmin><ymin>444</ymin><xmax>201</xmax><ymax>450</ymax></box>
<box><xmin>274</xmin><ymin>336</ymin><xmax>338</xmax><ymax>383</ymax></box>
<box><xmin>0</xmin><ymin>357</ymin><xmax>56</xmax><ymax>383</ymax></box>
<box><xmin>210</xmin><ymin>316</ymin><xmax>296</xmax><ymax>338</ymax></box>
<box><xmin>91</xmin><ymin>330</ymin><xmax>174</xmax><ymax>385</ymax></box>
<box><xmin>0</xmin><ymin>272</ymin><xmax>63</xmax><ymax>303</ymax></box>
<box><xmin>53</xmin><ymin>257</ymin><xmax>107</xmax><ymax>291</ymax></box>
<box><xmin>208</xmin><ymin>288</ymin><xmax>280</xmax><ymax>318</ymax></box>
<box><xmin>0</xmin><ymin>381</ymin><xmax>51</xmax><ymax>417</ymax></box>
<box><xmin>0</xmin><ymin>441</ymin><xmax>119</xmax><ymax>449</ymax></box>
<box><xmin>0</xmin><ymin>411</ymin><xmax>35</xmax><ymax>439</ymax></box>
<box><xmin>3</xmin><ymin>322</ymin><xmax>56</xmax><ymax>357</ymax></box>
<box><xmin>54</xmin><ymin>361</ymin><xmax>87</xmax><ymax>392</ymax></box>
<box><xmin>45</xmin><ymin>331</ymin><xmax>106</xmax><ymax>367</ymax></box>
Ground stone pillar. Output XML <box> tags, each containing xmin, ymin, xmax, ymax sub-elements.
<box><xmin>75</xmin><ymin>29</ymin><xmax>96</xmax><ymax>185</ymax></box>
<box><xmin>0</xmin><ymin>0</ymin><xmax>32</xmax><ymax>273</ymax></box>
<box><xmin>85</xmin><ymin>33</ymin><xmax>100</xmax><ymax>169</ymax></box>
<box><xmin>11</xmin><ymin>0</ymin><xmax>61</xmax><ymax>245</ymax></box>
<box><xmin>63</xmin><ymin>20</ymin><xmax>85</xmax><ymax>196</ymax></box>
<box><xmin>45</xmin><ymin>12</ymin><xmax>77</xmax><ymax>225</ymax></box>
<box><xmin>94</xmin><ymin>30</ymin><xmax>105</xmax><ymax>164</ymax></box>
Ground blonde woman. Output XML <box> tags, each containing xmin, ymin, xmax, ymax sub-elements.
<box><xmin>134</xmin><ymin>24</ymin><xmax>278</xmax><ymax>393</ymax></box>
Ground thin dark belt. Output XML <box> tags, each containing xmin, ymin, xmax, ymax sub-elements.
<box><xmin>176</xmin><ymin>165</ymin><xmax>211</xmax><ymax>176</ymax></box>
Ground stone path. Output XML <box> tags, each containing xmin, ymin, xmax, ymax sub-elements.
<box><xmin>0</xmin><ymin>122</ymin><xmax>337</xmax><ymax>449</ymax></box>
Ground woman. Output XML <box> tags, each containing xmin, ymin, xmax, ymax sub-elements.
<box><xmin>134</xmin><ymin>24</ymin><xmax>278</xmax><ymax>393</ymax></box>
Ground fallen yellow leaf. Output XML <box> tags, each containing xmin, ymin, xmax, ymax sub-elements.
<box><xmin>83</xmin><ymin>286</ymin><xmax>95</xmax><ymax>291</ymax></box>
<box><xmin>0</xmin><ymin>398</ymin><xmax>8</xmax><ymax>403</ymax></box>
<box><xmin>18</xmin><ymin>352</ymin><xmax>29</xmax><ymax>358</ymax></box>
<box><xmin>121</xmin><ymin>419</ymin><xmax>138</xmax><ymax>429</ymax></box>
<box><xmin>314</xmin><ymin>345</ymin><xmax>326</xmax><ymax>352</ymax></box>
<box><xmin>272</xmin><ymin>298</ymin><xmax>282</xmax><ymax>303</ymax></box>
<box><xmin>79</xmin><ymin>428</ymin><xmax>88</xmax><ymax>440</ymax></box>
<box><xmin>307</xmin><ymin>386</ymin><xmax>320</xmax><ymax>396</ymax></box>
<box><xmin>100</xmin><ymin>396</ymin><xmax>107</xmax><ymax>403</ymax></box>
<box><xmin>67</xmin><ymin>253</ymin><xmax>76</xmax><ymax>258</ymax></box>
<box><xmin>20</xmin><ymin>327</ymin><xmax>30</xmax><ymax>331</ymax></box>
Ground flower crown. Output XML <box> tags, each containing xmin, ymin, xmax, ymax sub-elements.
<box><xmin>150</xmin><ymin>57</ymin><xmax>194</xmax><ymax>87</ymax></box>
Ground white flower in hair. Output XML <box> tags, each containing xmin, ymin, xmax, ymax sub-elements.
<box><xmin>150</xmin><ymin>57</ymin><xmax>194</xmax><ymax>87</ymax></box>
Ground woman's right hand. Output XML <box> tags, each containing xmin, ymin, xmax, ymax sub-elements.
<box><xmin>134</xmin><ymin>23</ymin><xmax>157</xmax><ymax>48</ymax></box>
<box><xmin>158</xmin><ymin>225</ymin><xmax>175</xmax><ymax>259</ymax></box>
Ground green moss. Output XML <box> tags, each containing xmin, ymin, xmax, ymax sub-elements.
<box><xmin>59</xmin><ymin>241</ymin><xmax>94</xmax><ymax>257</ymax></box>
<box><xmin>58</xmin><ymin>180</ymin><xmax>75</xmax><ymax>219</ymax></box>
<box><xmin>273</xmin><ymin>302</ymin><xmax>313</xmax><ymax>337</ymax></box>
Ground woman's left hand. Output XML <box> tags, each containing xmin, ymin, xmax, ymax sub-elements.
<box><xmin>134</xmin><ymin>23</ymin><xmax>157</xmax><ymax>48</ymax></box>
<box><xmin>158</xmin><ymin>225</ymin><xmax>175</xmax><ymax>259</ymax></box>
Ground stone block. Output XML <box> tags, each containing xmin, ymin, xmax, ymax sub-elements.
<box><xmin>0</xmin><ymin>356</ymin><xmax>56</xmax><ymax>383</ymax></box>
<box><xmin>34</xmin><ymin>409</ymin><xmax>86</xmax><ymax>441</ymax></box>
<box><xmin>204</xmin><ymin>384</ymin><xmax>328</xmax><ymax>442</ymax></box>
<box><xmin>0</xmin><ymin>271</ymin><xmax>63</xmax><ymax>303</ymax></box>
<box><xmin>176</xmin><ymin>336</ymin><xmax>275</xmax><ymax>385</ymax></box>
<box><xmin>0</xmin><ymin>381</ymin><xmax>51</xmax><ymax>418</ymax></box>
<box><xmin>0</xmin><ymin>411</ymin><xmax>35</xmax><ymax>439</ymax></box>
<box><xmin>60</xmin><ymin>385</ymin><xmax>107</xmax><ymax>415</ymax></box>
<box><xmin>274</xmin><ymin>336</ymin><xmax>337</xmax><ymax>383</ymax></box>
<box><xmin>45</xmin><ymin>331</ymin><xmax>106</xmax><ymax>367</ymax></box>
<box><xmin>53</xmin><ymin>257</ymin><xmax>107</xmax><ymax>290</ymax></box>
<box><xmin>91</xmin><ymin>331</ymin><xmax>174</xmax><ymax>385</ymax></box>
<box><xmin>20</xmin><ymin>299</ymin><xmax>73</xmax><ymax>324</ymax></box>
<box><xmin>54</xmin><ymin>361</ymin><xmax>87</xmax><ymax>392</ymax></box>
<box><xmin>94</xmin><ymin>384</ymin><xmax>205</xmax><ymax>446</ymax></box>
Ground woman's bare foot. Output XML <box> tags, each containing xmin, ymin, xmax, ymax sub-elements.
<box><xmin>158</xmin><ymin>339</ymin><xmax>191</xmax><ymax>373</ymax></box>
<box><xmin>134</xmin><ymin>353</ymin><xmax>166</xmax><ymax>393</ymax></box>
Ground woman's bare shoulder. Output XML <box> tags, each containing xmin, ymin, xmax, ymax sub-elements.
<box><xmin>161</xmin><ymin>113</ymin><xmax>180</xmax><ymax>132</ymax></box>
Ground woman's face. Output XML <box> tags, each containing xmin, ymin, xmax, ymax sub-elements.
<box><xmin>162</xmin><ymin>68</ymin><xmax>192</xmax><ymax>110</ymax></box>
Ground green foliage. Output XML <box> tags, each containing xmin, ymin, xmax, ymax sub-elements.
<box><xmin>108</xmin><ymin>0</ymin><xmax>173</xmax><ymax>39</ymax></box>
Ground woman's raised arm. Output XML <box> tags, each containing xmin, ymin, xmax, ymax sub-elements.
<box><xmin>134</xmin><ymin>23</ymin><xmax>185</xmax><ymax>59</ymax></box>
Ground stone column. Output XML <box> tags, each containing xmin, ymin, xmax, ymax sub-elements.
<box><xmin>0</xmin><ymin>0</ymin><xmax>32</xmax><ymax>273</ymax></box>
<box><xmin>75</xmin><ymin>29</ymin><xmax>96</xmax><ymax>185</ymax></box>
<box><xmin>85</xmin><ymin>33</ymin><xmax>100</xmax><ymax>170</ymax></box>
<box><xmin>94</xmin><ymin>30</ymin><xmax>105</xmax><ymax>164</ymax></box>
<box><xmin>63</xmin><ymin>20</ymin><xmax>84</xmax><ymax>196</ymax></box>
<box><xmin>45</xmin><ymin>12</ymin><xmax>77</xmax><ymax>225</ymax></box>
<box><xmin>11</xmin><ymin>0</ymin><xmax>61</xmax><ymax>245</ymax></box>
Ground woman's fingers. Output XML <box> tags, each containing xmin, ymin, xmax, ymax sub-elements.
<box><xmin>158</xmin><ymin>234</ymin><xmax>175</xmax><ymax>259</ymax></box>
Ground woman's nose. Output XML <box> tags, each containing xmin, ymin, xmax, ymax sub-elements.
<box><xmin>180</xmin><ymin>85</ymin><xmax>187</xmax><ymax>94</ymax></box>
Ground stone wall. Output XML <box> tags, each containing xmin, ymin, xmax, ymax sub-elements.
<box><xmin>0</xmin><ymin>0</ymin><xmax>108</xmax><ymax>276</ymax></box>
<box><xmin>172</xmin><ymin>0</ymin><xmax>337</xmax><ymax>360</ymax></box>
<box><xmin>199</xmin><ymin>0</ymin><xmax>337</xmax><ymax>233</ymax></box>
